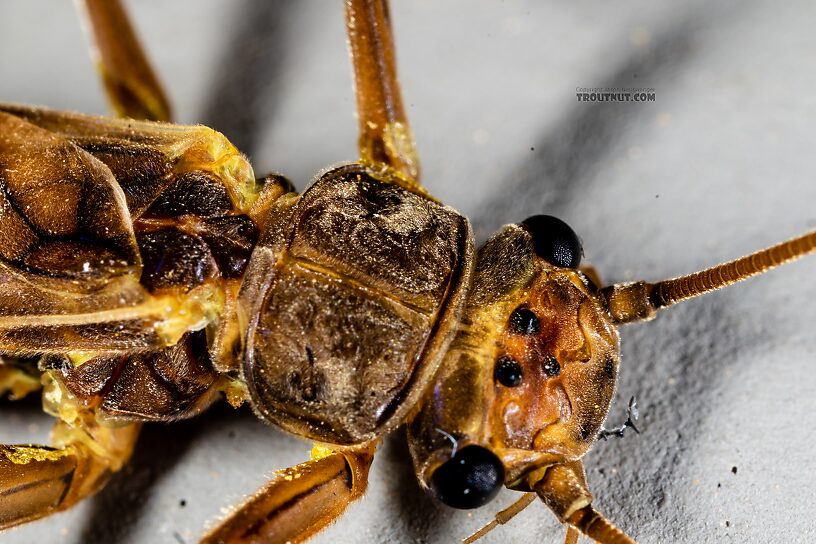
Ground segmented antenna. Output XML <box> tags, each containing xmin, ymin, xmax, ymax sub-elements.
<box><xmin>602</xmin><ymin>230</ymin><xmax>816</xmax><ymax>324</ymax></box>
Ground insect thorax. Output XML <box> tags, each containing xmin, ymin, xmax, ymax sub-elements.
<box><xmin>240</xmin><ymin>164</ymin><xmax>474</xmax><ymax>445</ymax></box>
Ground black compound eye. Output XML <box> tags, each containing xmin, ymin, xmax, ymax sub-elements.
<box><xmin>521</xmin><ymin>215</ymin><xmax>582</xmax><ymax>268</ymax></box>
<box><xmin>430</xmin><ymin>445</ymin><xmax>505</xmax><ymax>509</ymax></box>
<box><xmin>508</xmin><ymin>306</ymin><xmax>540</xmax><ymax>335</ymax></box>
<box><xmin>494</xmin><ymin>356</ymin><xmax>523</xmax><ymax>387</ymax></box>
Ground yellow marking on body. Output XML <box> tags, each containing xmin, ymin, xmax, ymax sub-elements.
<box><xmin>0</xmin><ymin>285</ymin><xmax>223</xmax><ymax>350</ymax></box>
<box><xmin>280</xmin><ymin>465</ymin><xmax>306</xmax><ymax>482</ymax></box>
<box><xmin>42</xmin><ymin>373</ymin><xmax>65</xmax><ymax>417</ymax></box>
<box><xmin>41</xmin><ymin>372</ymin><xmax>89</xmax><ymax>429</ymax></box>
<box><xmin>212</xmin><ymin>151</ymin><xmax>259</xmax><ymax>211</ymax></box>
<box><xmin>360</xmin><ymin>156</ymin><xmax>434</xmax><ymax>201</ymax></box>
<box><xmin>152</xmin><ymin>283</ymin><xmax>226</xmax><ymax>346</ymax></box>
<box><xmin>310</xmin><ymin>444</ymin><xmax>334</xmax><ymax>461</ymax></box>
<box><xmin>1</xmin><ymin>445</ymin><xmax>73</xmax><ymax>464</ymax></box>
<box><xmin>523</xmin><ymin>466</ymin><xmax>550</xmax><ymax>489</ymax></box>
<box><xmin>53</xmin><ymin>426</ymin><xmax>108</xmax><ymax>461</ymax></box>
<box><xmin>222</xmin><ymin>378</ymin><xmax>248</xmax><ymax>408</ymax></box>
<box><xmin>563</xmin><ymin>497</ymin><xmax>592</xmax><ymax>520</ymax></box>
<box><xmin>163</xmin><ymin>126</ymin><xmax>259</xmax><ymax>212</ymax></box>
<box><xmin>67</xmin><ymin>351</ymin><xmax>97</xmax><ymax>367</ymax></box>
<box><xmin>0</xmin><ymin>302</ymin><xmax>165</xmax><ymax>328</ymax></box>
<box><xmin>382</xmin><ymin>121</ymin><xmax>420</xmax><ymax>182</ymax></box>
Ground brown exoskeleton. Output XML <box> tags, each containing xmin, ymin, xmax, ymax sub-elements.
<box><xmin>1</xmin><ymin>1</ymin><xmax>816</xmax><ymax>544</ymax></box>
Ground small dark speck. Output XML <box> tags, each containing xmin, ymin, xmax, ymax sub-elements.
<box><xmin>725</xmin><ymin>521</ymin><xmax>731</xmax><ymax>528</ymax></box>
<box><xmin>228</xmin><ymin>430</ymin><xmax>236</xmax><ymax>439</ymax></box>
<box><xmin>717</xmin><ymin>483</ymin><xmax>721</xmax><ymax>488</ymax></box>
<box><xmin>731</xmin><ymin>466</ymin><xmax>738</xmax><ymax>475</ymax></box>
<box><xmin>530</xmin><ymin>147</ymin><xmax>535</xmax><ymax>151</ymax></box>
<box><xmin>598</xmin><ymin>467</ymin><xmax>606</xmax><ymax>476</ymax></box>
<box><xmin>655</xmin><ymin>194</ymin><xmax>659</xmax><ymax>198</ymax></box>
<box><xmin>179</xmin><ymin>499</ymin><xmax>187</xmax><ymax>507</ymax></box>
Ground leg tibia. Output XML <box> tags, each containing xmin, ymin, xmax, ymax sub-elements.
<box><xmin>202</xmin><ymin>443</ymin><xmax>375</xmax><ymax>544</ymax></box>
<box><xmin>0</xmin><ymin>418</ymin><xmax>139</xmax><ymax>529</ymax></box>
<box><xmin>76</xmin><ymin>0</ymin><xmax>172</xmax><ymax>121</ymax></box>
<box><xmin>0</xmin><ymin>445</ymin><xmax>78</xmax><ymax>528</ymax></box>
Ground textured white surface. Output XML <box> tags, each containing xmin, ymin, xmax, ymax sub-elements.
<box><xmin>1</xmin><ymin>1</ymin><xmax>815</xmax><ymax>543</ymax></box>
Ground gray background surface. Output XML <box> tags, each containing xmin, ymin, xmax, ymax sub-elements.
<box><xmin>1</xmin><ymin>1</ymin><xmax>815</xmax><ymax>543</ymax></box>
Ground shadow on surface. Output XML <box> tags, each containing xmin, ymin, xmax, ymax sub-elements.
<box><xmin>199</xmin><ymin>0</ymin><xmax>296</xmax><ymax>159</ymax></box>
<box><xmin>78</xmin><ymin>403</ymin><xmax>252</xmax><ymax>543</ymax></box>
<box><xmin>476</xmin><ymin>11</ymin><xmax>707</xmax><ymax>236</ymax></box>
<box><xmin>382</xmin><ymin>431</ymin><xmax>456</xmax><ymax>542</ymax></box>
<box><xmin>590</xmin><ymin>300</ymin><xmax>737</xmax><ymax>541</ymax></box>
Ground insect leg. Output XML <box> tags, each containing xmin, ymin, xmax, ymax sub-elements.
<box><xmin>74</xmin><ymin>0</ymin><xmax>172</xmax><ymax>121</ymax></box>
<box><xmin>345</xmin><ymin>0</ymin><xmax>422</xmax><ymax>191</ymax></box>
<box><xmin>201</xmin><ymin>442</ymin><xmax>376</xmax><ymax>544</ymax></box>
<box><xmin>533</xmin><ymin>461</ymin><xmax>637</xmax><ymax>544</ymax></box>
<box><xmin>0</xmin><ymin>415</ymin><xmax>140</xmax><ymax>529</ymax></box>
